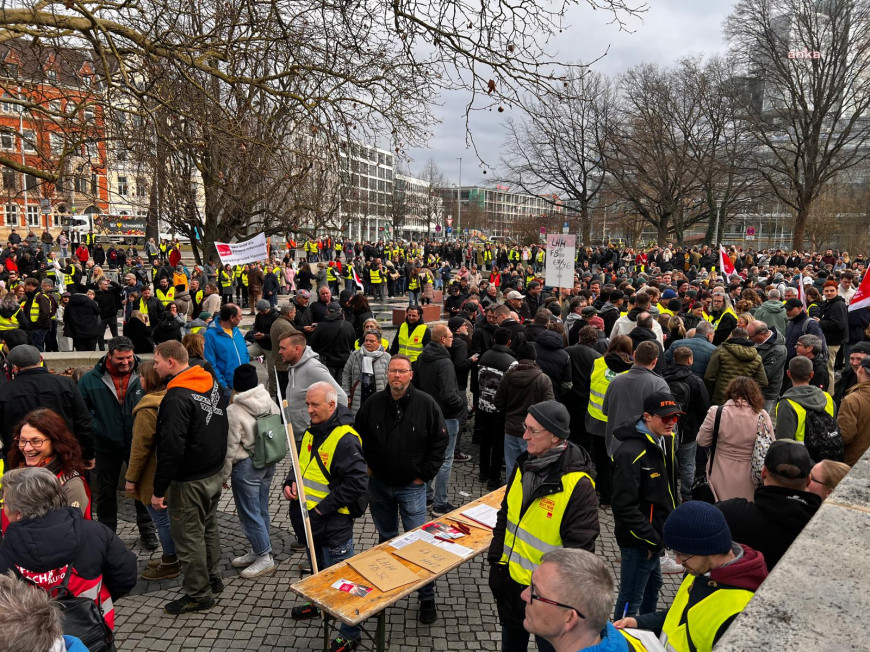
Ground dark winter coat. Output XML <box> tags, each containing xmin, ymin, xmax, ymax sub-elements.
<box><xmin>413</xmin><ymin>342</ymin><xmax>466</xmax><ymax>420</ymax></box>
<box><xmin>704</xmin><ymin>338</ymin><xmax>768</xmax><ymax>406</ymax></box>
<box><xmin>354</xmin><ymin>384</ymin><xmax>448</xmax><ymax>486</ymax></box>
<box><xmin>477</xmin><ymin>344</ymin><xmax>517</xmax><ymax>415</ymax></box>
<box><xmin>717</xmin><ymin>485</ymin><xmax>822</xmax><ymax>570</ymax></box>
<box><xmin>662</xmin><ymin>364</ymin><xmax>710</xmax><ymax>443</ymax></box>
<box><xmin>755</xmin><ymin>329</ymin><xmax>788</xmax><ymax>402</ymax></box>
<box><xmin>610</xmin><ymin>420</ymin><xmax>677</xmax><ymax>552</ymax></box>
<box><xmin>78</xmin><ymin>356</ymin><xmax>143</xmax><ymax>453</ymax></box>
<box><xmin>487</xmin><ymin>443</ymin><xmax>599</xmax><ymax>629</ymax></box>
<box><xmin>533</xmin><ymin>329</ymin><xmax>571</xmax><ymax>401</ymax></box>
<box><xmin>494</xmin><ymin>360</ymin><xmax>555</xmax><ymax>437</ymax></box>
<box><xmin>449</xmin><ymin>335</ymin><xmax>473</xmax><ymax>390</ymax></box>
<box><xmin>309</xmin><ymin>314</ymin><xmax>356</xmax><ymax>371</ymax></box>
<box><xmin>124</xmin><ymin>317</ymin><xmax>154</xmax><ymax>354</ymax></box>
<box><xmin>64</xmin><ymin>294</ymin><xmax>102</xmax><ymax>340</ymax></box>
<box><xmin>818</xmin><ymin>296</ymin><xmax>848</xmax><ymax>346</ymax></box>
<box><xmin>785</xmin><ymin>312</ymin><xmax>824</xmax><ymax>360</ymax></box>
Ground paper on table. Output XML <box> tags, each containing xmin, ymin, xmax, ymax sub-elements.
<box><xmin>623</xmin><ymin>629</ymin><xmax>667</xmax><ymax>652</ymax></box>
<box><xmin>390</xmin><ymin>529</ymin><xmax>438</xmax><ymax>549</ymax></box>
<box><xmin>346</xmin><ymin>551</ymin><xmax>419</xmax><ymax>592</ymax></box>
<box><xmin>392</xmin><ymin>539</ymin><xmax>464</xmax><ymax>573</ymax></box>
<box><xmin>433</xmin><ymin>540</ymin><xmax>474</xmax><ymax>558</ymax></box>
<box><xmin>461</xmin><ymin>504</ymin><xmax>499</xmax><ymax>529</ymax></box>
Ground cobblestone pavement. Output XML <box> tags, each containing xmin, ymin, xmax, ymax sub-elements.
<box><xmin>112</xmin><ymin>417</ymin><xmax>682</xmax><ymax>651</ymax></box>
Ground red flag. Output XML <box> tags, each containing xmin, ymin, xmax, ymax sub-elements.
<box><xmin>797</xmin><ymin>272</ymin><xmax>807</xmax><ymax>310</ymax></box>
<box><xmin>168</xmin><ymin>248</ymin><xmax>181</xmax><ymax>267</ymax></box>
<box><xmin>718</xmin><ymin>246</ymin><xmax>735</xmax><ymax>277</ymax></box>
<box><xmin>352</xmin><ymin>266</ymin><xmax>363</xmax><ymax>291</ymax></box>
<box><xmin>849</xmin><ymin>272</ymin><xmax>870</xmax><ymax>312</ymax></box>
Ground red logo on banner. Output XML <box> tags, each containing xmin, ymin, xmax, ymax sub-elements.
<box><xmin>216</xmin><ymin>244</ymin><xmax>232</xmax><ymax>256</ymax></box>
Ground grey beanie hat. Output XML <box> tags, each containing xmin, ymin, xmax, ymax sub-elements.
<box><xmin>528</xmin><ymin>400</ymin><xmax>571</xmax><ymax>440</ymax></box>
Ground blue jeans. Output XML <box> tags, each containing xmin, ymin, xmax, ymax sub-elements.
<box><xmin>431</xmin><ymin>418</ymin><xmax>459</xmax><ymax>511</ymax></box>
<box><xmin>615</xmin><ymin>546</ymin><xmax>662</xmax><ymax>619</ymax></box>
<box><xmin>146</xmin><ymin>504</ymin><xmax>176</xmax><ymax>556</ymax></box>
<box><xmin>367</xmin><ymin>475</ymin><xmax>434</xmax><ymax>601</ymax></box>
<box><xmin>231</xmin><ymin>458</ymin><xmax>275</xmax><ymax>556</ymax></box>
<box><xmin>316</xmin><ymin>536</ymin><xmax>361</xmax><ymax>641</ymax></box>
<box><xmin>677</xmin><ymin>441</ymin><xmax>696</xmax><ymax>504</ymax></box>
<box><xmin>408</xmin><ymin>290</ymin><xmax>419</xmax><ymax>305</ymax></box>
<box><xmin>29</xmin><ymin>328</ymin><xmax>48</xmax><ymax>352</ymax></box>
<box><xmin>504</xmin><ymin>435</ymin><xmax>527</xmax><ymax>479</ymax></box>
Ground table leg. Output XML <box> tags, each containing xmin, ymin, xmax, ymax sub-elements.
<box><xmin>375</xmin><ymin>611</ymin><xmax>386</xmax><ymax>652</ymax></box>
<box><xmin>322</xmin><ymin>614</ymin><xmax>330</xmax><ymax>651</ymax></box>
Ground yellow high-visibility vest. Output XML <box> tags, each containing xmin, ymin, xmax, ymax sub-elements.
<box><xmin>0</xmin><ymin>308</ymin><xmax>20</xmax><ymax>330</ymax></box>
<box><xmin>299</xmin><ymin>424</ymin><xmax>362</xmax><ymax>516</ymax></box>
<box><xmin>155</xmin><ymin>287</ymin><xmax>175</xmax><ymax>307</ymax></box>
<box><xmin>499</xmin><ymin>465</ymin><xmax>593</xmax><ymax>585</ymax></box>
<box><xmin>397</xmin><ymin>323</ymin><xmax>427</xmax><ymax>362</ymax></box>
<box><xmin>588</xmin><ymin>357</ymin><xmax>628</xmax><ymax>422</ymax></box>
<box><xmin>776</xmin><ymin>392</ymin><xmax>836</xmax><ymax>442</ymax></box>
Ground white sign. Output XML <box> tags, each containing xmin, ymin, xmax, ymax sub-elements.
<box><xmin>215</xmin><ymin>233</ymin><xmax>268</xmax><ymax>266</ymax></box>
<box><xmin>545</xmin><ymin>234</ymin><xmax>576</xmax><ymax>289</ymax></box>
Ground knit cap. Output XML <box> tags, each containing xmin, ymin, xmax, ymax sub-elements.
<box><xmin>663</xmin><ymin>501</ymin><xmax>732</xmax><ymax>556</ymax></box>
<box><xmin>528</xmin><ymin>400</ymin><xmax>570</xmax><ymax>440</ymax></box>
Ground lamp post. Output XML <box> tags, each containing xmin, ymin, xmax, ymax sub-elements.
<box><xmin>456</xmin><ymin>157</ymin><xmax>462</xmax><ymax>242</ymax></box>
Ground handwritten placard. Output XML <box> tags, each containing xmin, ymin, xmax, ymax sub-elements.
<box><xmin>392</xmin><ymin>539</ymin><xmax>463</xmax><ymax>574</ymax></box>
<box><xmin>346</xmin><ymin>551</ymin><xmax>419</xmax><ymax>592</ymax></box>
<box><xmin>545</xmin><ymin>234</ymin><xmax>577</xmax><ymax>289</ymax></box>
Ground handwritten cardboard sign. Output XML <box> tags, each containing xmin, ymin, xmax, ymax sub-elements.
<box><xmin>346</xmin><ymin>551</ymin><xmax>419</xmax><ymax>592</ymax></box>
<box><xmin>545</xmin><ymin>234</ymin><xmax>577</xmax><ymax>289</ymax></box>
<box><xmin>391</xmin><ymin>539</ymin><xmax>463</xmax><ymax>574</ymax></box>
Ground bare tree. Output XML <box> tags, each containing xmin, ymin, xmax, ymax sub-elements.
<box><xmin>417</xmin><ymin>158</ymin><xmax>446</xmax><ymax>240</ymax></box>
<box><xmin>726</xmin><ymin>0</ymin><xmax>870</xmax><ymax>250</ymax></box>
<box><xmin>500</xmin><ymin>69</ymin><xmax>615</xmax><ymax>243</ymax></box>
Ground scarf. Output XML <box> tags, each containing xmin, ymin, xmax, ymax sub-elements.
<box><xmin>521</xmin><ymin>441</ymin><xmax>568</xmax><ymax>499</ymax></box>
<box><xmin>359</xmin><ymin>345</ymin><xmax>385</xmax><ymax>375</ymax></box>
<box><xmin>106</xmin><ymin>357</ymin><xmax>131</xmax><ymax>404</ymax></box>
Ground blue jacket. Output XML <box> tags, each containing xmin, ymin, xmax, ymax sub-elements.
<box><xmin>664</xmin><ymin>333</ymin><xmax>716</xmax><ymax>377</ymax></box>
<box><xmin>585</xmin><ymin>622</ymin><xmax>629</xmax><ymax>652</ymax></box>
<box><xmin>204</xmin><ymin>319</ymin><xmax>250</xmax><ymax>389</ymax></box>
<box><xmin>64</xmin><ymin>635</ymin><xmax>90</xmax><ymax>651</ymax></box>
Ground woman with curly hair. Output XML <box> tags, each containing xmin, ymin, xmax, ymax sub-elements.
<box><xmin>6</xmin><ymin>408</ymin><xmax>91</xmax><ymax>521</ymax></box>
<box><xmin>696</xmin><ymin>376</ymin><xmax>774</xmax><ymax>502</ymax></box>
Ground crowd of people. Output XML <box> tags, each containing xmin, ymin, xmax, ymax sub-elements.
<box><xmin>0</xmin><ymin>230</ymin><xmax>867</xmax><ymax>651</ymax></box>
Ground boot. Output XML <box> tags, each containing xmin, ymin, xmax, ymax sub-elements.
<box><xmin>142</xmin><ymin>554</ymin><xmax>181</xmax><ymax>580</ymax></box>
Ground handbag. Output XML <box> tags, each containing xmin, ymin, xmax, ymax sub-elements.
<box><xmin>750</xmin><ymin>412</ymin><xmax>774</xmax><ymax>487</ymax></box>
<box><xmin>691</xmin><ymin>405</ymin><xmax>724</xmax><ymax>504</ymax></box>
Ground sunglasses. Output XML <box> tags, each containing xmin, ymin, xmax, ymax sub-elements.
<box><xmin>656</xmin><ymin>413</ymin><xmax>681</xmax><ymax>424</ymax></box>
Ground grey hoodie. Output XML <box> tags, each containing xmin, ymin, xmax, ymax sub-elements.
<box><xmin>774</xmin><ymin>384</ymin><xmax>831</xmax><ymax>441</ymax></box>
<box><xmin>284</xmin><ymin>346</ymin><xmax>348</xmax><ymax>439</ymax></box>
<box><xmin>755</xmin><ymin>299</ymin><xmax>788</xmax><ymax>335</ymax></box>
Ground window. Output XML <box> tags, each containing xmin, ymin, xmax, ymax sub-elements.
<box><xmin>49</xmin><ymin>132</ymin><xmax>63</xmax><ymax>155</ymax></box>
<box><xmin>116</xmin><ymin>145</ymin><xmax>127</xmax><ymax>162</ymax></box>
<box><xmin>1</xmin><ymin>94</ymin><xmax>14</xmax><ymax>114</ymax></box>
<box><xmin>22</xmin><ymin>130</ymin><xmax>36</xmax><ymax>153</ymax></box>
<box><xmin>2</xmin><ymin>169</ymin><xmax>15</xmax><ymax>190</ymax></box>
<box><xmin>54</xmin><ymin>176</ymin><xmax>63</xmax><ymax>193</ymax></box>
<box><xmin>84</xmin><ymin>107</ymin><xmax>94</xmax><ymax>123</ymax></box>
<box><xmin>91</xmin><ymin>173</ymin><xmax>98</xmax><ymax>194</ymax></box>
<box><xmin>136</xmin><ymin>176</ymin><xmax>146</xmax><ymax>197</ymax></box>
<box><xmin>0</xmin><ymin>131</ymin><xmax>12</xmax><ymax>150</ymax></box>
<box><xmin>27</xmin><ymin>205</ymin><xmax>39</xmax><ymax>227</ymax></box>
<box><xmin>4</xmin><ymin>203</ymin><xmax>17</xmax><ymax>226</ymax></box>
<box><xmin>117</xmin><ymin>175</ymin><xmax>128</xmax><ymax>196</ymax></box>
<box><xmin>49</xmin><ymin>99</ymin><xmax>61</xmax><ymax>114</ymax></box>
<box><xmin>85</xmin><ymin>140</ymin><xmax>99</xmax><ymax>160</ymax></box>
<box><xmin>24</xmin><ymin>175</ymin><xmax>38</xmax><ymax>192</ymax></box>
<box><xmin>6</xmin><ymin>63</ymin><xmax>18</xmax><ymax>79</ymax></box>
<box><xmin>46</xmin><ymin>69</ymin><xmax>57</xmax><ymax>83</ymax></box>
<box><xmin>74</xmin><ymin>177</ymin><xmax>88</xmax><ymax>193</ymax></box>
<box><xmin>52</xmin><ymin>212</ymin><xmax>59</xmax><ymax>227</ymax></box>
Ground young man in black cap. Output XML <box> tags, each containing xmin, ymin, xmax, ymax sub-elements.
<box><xmin>610</xmin><ymin>391</ymin><xmax>681</xmax><ymax>620</ymax></box>
<box><xmin>615</xmin><ymin>501</ymin><xmax>769</xmax><ymax>651</ymax></box>
<box><xmin>716</xmin><ymin>440</ymin><xmax>821</xmax><ymax>570</ymax></box>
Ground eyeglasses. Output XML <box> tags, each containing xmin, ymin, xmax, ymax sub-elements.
<box><xmin>810</xmin><ymin>473</ymin><xmax>830</xmax><ymax>490</ymax></box>
<box><xmin>656</xmin><ymin>414</ymin><xmax>681</xmax><ymax>424</ymax></box>
<box><xmin>529</xmin><ymin>585</ymin><xmax>585</xmax><ymax>619</ymax></box>
<box><xmin>523</xmin><ymin>423</ymin><xmax>547</xmax><ymax>435</ymax></box>
<box><xmin>667</xmin><ymin>549</ymin><xmax>695</xmax><ymax>564</ymax></box>
<box><xmin>387</xmin><ymin>368</ymin><xmax>412</xmax><ymax>375</ymax></box>
<box><xmin>15</xmin><ymin>437</ymin><xmax>48</xmax><ymax>449</ymax></box>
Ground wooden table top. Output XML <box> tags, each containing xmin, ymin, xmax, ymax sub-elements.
<box><xmin>290</xmin><ymin>487</ymin><xmax>506</xmax><ymax>626</ymax></box>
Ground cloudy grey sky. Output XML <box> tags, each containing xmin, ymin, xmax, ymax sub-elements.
<box><xmin>403</xmin><ymin>0</ymin><xmax>736</xmax><ymax>186</ymax></box>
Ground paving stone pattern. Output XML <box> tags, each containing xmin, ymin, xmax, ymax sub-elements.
<box><xmin>112</xmin><ymin>418</ymin><xmax>682</xmax><ymax>651</ymax></box>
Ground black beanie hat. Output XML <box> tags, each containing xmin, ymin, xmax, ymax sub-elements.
<box><xmin>233</xmin><ymin>363</ymin><xmax>259</xmax><ymax>393</ymax></box>
<box><xmin>528</xmin><ymin>400</ymin><xmax>570</xmax><ymax>439</ymax></box>
<box><xmin>663</xmin><ymin>501</ymin><xmax>732</xmax><ymax>556</ymax></box>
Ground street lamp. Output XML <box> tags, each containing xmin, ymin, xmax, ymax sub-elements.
<box><xmin>456</xmin><ymin>157</ymin><xmax>462</xmax><ymax>242</ymax></box>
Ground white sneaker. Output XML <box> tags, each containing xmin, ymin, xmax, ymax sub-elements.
<box><xmin>660</xmin><ymin>551</ymin><xmax>684</xmax><ymax>574</ymax></box>
<box><xmin>231</xmin><ymin>551</ymin><xmax>258</xmax><ymax>568</ymax></box>
<box><xmin>240</xmin><ymin>553</ymin><xmax>276</xmax><ymax>579</ymax></box>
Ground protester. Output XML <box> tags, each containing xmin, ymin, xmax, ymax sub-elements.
<box><xmin>341</xmin><ymin>329</ymin><xmax>390</xmax><ymax>413</ymax></box>
<box><xmin>807</xmin><ymin>459</ymin><xmax>851</xmax><ymax>500</ymax></box>
<box><xmin>204</xmin><ymin>303</ymin><xmax>250</xmax><ymax>398</ymax></box>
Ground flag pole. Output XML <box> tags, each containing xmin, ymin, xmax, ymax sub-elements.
<box><xmin>275</xmin><ymin>369</ymin><xmax>320</xmax><ymax>576</ymax></box>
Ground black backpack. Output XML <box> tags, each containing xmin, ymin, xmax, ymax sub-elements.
<box><xmin>804</xmin><ymin>409</ymin><xmax>844</xmax><ymax>462</ymax></box>
<box><xmin>21</xmin><ymin>562</ymin><xmax>115</xmax><ymax>652</ymax></box>
<box><xmin>666</xmin><ymin>377</ymin><xmax>693</xmax><ymax>444</ymax></box>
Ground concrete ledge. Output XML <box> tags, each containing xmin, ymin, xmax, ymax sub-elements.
<box><xmin>715</xmin><ymin>450</ymin><xmax>870</xmax><ymax>650</ymax></box>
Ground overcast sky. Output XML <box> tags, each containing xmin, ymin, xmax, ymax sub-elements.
<box><xmin>403</xmin><ymin>0</ymin><xmax>736</xmax><ymax>186</ymax></box>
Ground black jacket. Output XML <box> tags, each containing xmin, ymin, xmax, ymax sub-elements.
<box><xmin>630</xmin><ymin>326</ymin><xmax>665</xmax><ymax>375</ymax></box>
<box><xmin>152</xmin><ymin>313</ymin><xmax>183</xmax><ymax>345</ymax></box>
<box><xmin>818</xmin><ymin>296</ymin><xmax>848</xmax><ymax>346</ymax></box>
<box><xmin>662</xmin><ymin>364</ymin><xmax>710</xmax><ymax>443</ymax></box>
<box><xmin>500</xmin><ymin>318</ymin><xmax>527</xmax><ymax>356</ymax></box>
<box><xmin>153</xmin><ymin>364</ymin><xmax>228</xmax><ymax>497</ymax></box>
<box><xmin>0</xmin><ymin>367</ymin><xmax>94</xmax><ymax>459</ymax></box>
<box><xmin>64</xmin><ymin>293</ymin><xmax>102</xmax><ymax>339</ymax></box>
<box><xmin>487</xmin><ymin>443</ymin><xmax>599</xmax><ymax>628</ymax></box>
<box><xmin>610</xmin><ymin>421</ymin><xmax>677</xmax><ymax>552</ymax></box>
<box><xmin>251</xmin><ymin>309</ymin><xmax>279</xmax><ymax>351</ymax></box>
<box><xmin>477</xmin><ymin>344</ymin><xmax>517</xmax><ymax>415</ymax></box>
<box><xmin>717</xmin><ymin>485</ymin><xmax>822</xmax><ymax>570</ymax></box>
<box><xmin>565</xmin><ymin>342</ymin><xmax>601</xmax><ymax>409</ymax></box>
<box><xmin>94</xmin><ymin>283</ymin><xmax>122</xmax><ymax>320</ymax></box>
<box><xmin>309</xmin><ymin>315</ymin><xmax>356</xmax><ymax>371</ymax></box>
<box><xmin>413</xmin><ymin>342</ymin><xmax>467</xmax><ymax>419</ymax></box>
<box><xmin>449</xmin><ymin>335</ymin><xmax>473</xmax><ymax>390</ymax></box>
<box><xmin>0</xmin><ymin>507</ymin><xmax>136</xmax><ymax>600</ymax></box>
<box><xmin>355</xmin><ymin>384</ymin><xmax>448</xmax><ymax>487</ymax></box>
<box><xmin>124</xmin><ymin>317</ymin><xmax>154</xmax><ymax>353</ymax></box>
<box><xmin>533</xmin><ymin>329</ymin><xmax>571</xmax><ymax>401</ymax></box>
<box><xmin>284</xmin><ymin>405</ymin><xmax>368</xmax><ymax>547</ymax></box>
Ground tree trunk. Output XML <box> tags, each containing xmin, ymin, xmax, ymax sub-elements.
<box><xmin>792</xmin><ymin>202</ymin><xmax>809</xmax><ymax>251</ymax></box>
<box><xmin>580</xmin><ymin>204</ymin><xmax>591</xmax><ymax>245</ymax></box>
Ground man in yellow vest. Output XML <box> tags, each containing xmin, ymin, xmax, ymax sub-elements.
<box><xmin>615</xmin><ymin>501</ymin><xmax>768</xmax><ymax>652</ymax></box>
<box><xmin>774</xmin><ymin>355</ymin><xmax>836</xmax><ymax>441</ymax></box>
<box><xmin>487</xmin><ymin>400</ymin><xmax>599</xmax><ymax>651</ymax></box>
<box><xmin>707</xmin><ymin>292</ymin><xmax>738</xmax><ymax>346</ymax></box>
<box><xmin>155</xmin><ymin>277</ymin><xmax>176</xmax><ymax>307</ymax></box>
<box><xmin>388</xmin><ymin>305</ymin><xmax>430</xmax><ymax>362</ymax></box>
<box><xmin>369</xmin><ymin>258</ymin><xmax>385</xmax><ymax>302</ymax></box>
<box><xmin>287</xmin><ymin>381</ymin><xmax>368</xmax><ymax>650</ymax></box>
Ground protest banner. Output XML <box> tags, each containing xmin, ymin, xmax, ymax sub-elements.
<box><xmin>215</xmin><ymin>233</ymin><xmax>268</xmax><ymax>266</ymax></box>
